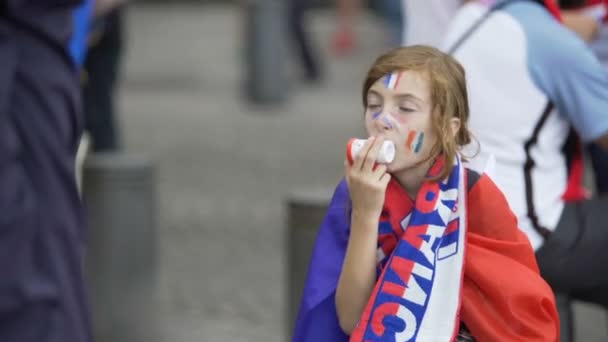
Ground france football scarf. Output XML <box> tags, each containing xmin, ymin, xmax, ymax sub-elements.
<box><xmin>350</xmin><ymin>155</ymin><xmax>466</xmax><ymax>341</ymax></box>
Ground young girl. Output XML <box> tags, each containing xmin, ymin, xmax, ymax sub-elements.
<box><xmin>293</xmin><ymin>46</ymin><xmax>560</xmax><ymax>342</ymax></box>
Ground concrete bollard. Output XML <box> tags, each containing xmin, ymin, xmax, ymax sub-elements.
<box><xmin>82</xmin><ymin>152</ymin><xmax>159</xmax><ymax>342</ymax></box>
<box><xmin>244</xmin><ymin>0</ymin><xmax>288</xmax><ymax>105</ymax></box>
<box><xmin>286</xmin><ymin>187</ymin><xmax>333</xmax><ymax>339</ymax></box>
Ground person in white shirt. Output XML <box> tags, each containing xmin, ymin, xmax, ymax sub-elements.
<box><xmin>402</xmin><ymin>0</ymin><xmax>466</xmax><ymax>46</ymax></box>
<box><xmin>442</xmin><ymin>1</ymin><xmax>608</xmax><ymax>340</ymax></box>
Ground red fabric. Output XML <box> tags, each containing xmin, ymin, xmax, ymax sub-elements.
<box><xmin>461</xmin><ymin>175</ymin><xmax>560</xmax><ymax>341</ymax></box>
<box><xmin>352</xmin><ymin>169</ymin><xmax>560</xmax><ymax>341</ymax></box>
<box><xmin>562</xmin><ymin>140</ymin><xmax>590</xmax><ymax>201</ymax></box>
<box><xmin>544</xmin><ymin>0</ymin><xmax>563</xmax><ymax>21</ymax></box>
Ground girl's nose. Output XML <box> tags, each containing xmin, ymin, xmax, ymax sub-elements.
<box><xmin>378</xmin><ymin>113</ymin><xmax>394</xmax><ymax>131</ymax></box>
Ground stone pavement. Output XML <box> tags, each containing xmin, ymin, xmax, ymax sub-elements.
<box><xmin>112</xmin><ymin>3</ymin><xmax>607</xmax><ymax>341</ymax></box>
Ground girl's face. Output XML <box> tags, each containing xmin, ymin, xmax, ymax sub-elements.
<box><xmin>365</xmin><ymin>70</ymin><xmax>438</xmax><ymax>173</ymax></box>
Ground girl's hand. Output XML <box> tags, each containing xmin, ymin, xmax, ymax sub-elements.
<box><xmin>345</xmin><ymin>136</ymin><xmax>391</xmax><ymax>224</ymax></box>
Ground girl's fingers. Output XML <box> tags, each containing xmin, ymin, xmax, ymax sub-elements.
<box><xmin>379</xmin><ymin>172</ymin><xmax>391</xmax><ymax>187</ymax></box>
<box><xmin>353</xmin><ymin>136</ymin><xmax>376</xmax><ymax>171</ymax></box>
<box><xmin>361</xmin><ymin>137</ymin><xmax>384</xmax><ymax>172</ymax></box>
<box><xmin>373</xmin><ymin>164</ymin><xmax>388</xmax><ymax>180</ymax></box>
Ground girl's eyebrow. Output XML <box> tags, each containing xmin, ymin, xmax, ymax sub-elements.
<box><xmin>367</xmin><ymin>90</ymin><xmax>382</xmax><ymax>100</ymax></box>
<box><xmin>394</xmin><ymin>93</ymin><xmax>425</xmax><ymax>105</ymax></box>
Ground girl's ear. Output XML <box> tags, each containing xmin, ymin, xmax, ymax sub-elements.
<box><xmin>449</xmin><ymin>118</ymin><xmax>461</xmax><ymax>139</ymax></box>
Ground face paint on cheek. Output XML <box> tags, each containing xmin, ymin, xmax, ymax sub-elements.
<box><xmin>414</xmin><ymin>132</ymin><xmax>425</xmax><ymax>153</ymax></box>
<box><xmin>372</xmin><ymin>111</ymin><xmax>382</xmax><ymax>120</ymax></box>
<box><xmin>405</xmin><ymin>130</ymin><xmax>425</xmax><ymax>154</ymax></box>
<box><xmin>383</xmin><ymin>71</ymin><xmax>402</xmax><ymax>90</ymax></box>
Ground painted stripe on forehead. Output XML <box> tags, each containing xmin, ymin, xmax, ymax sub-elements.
<box><xmin>383</xmin><ymin>74</ymin><xmax>392</xmax><ymax>87</ymax></box>
<box><xmin>384</xmin><ymin>72</ymin><xmax>402</xmax><ymax>90</ymax></box>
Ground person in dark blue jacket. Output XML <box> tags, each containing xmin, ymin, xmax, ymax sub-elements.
<box><xmin>70</xmin><ymin>0</ymin><xmax>94</xmax><ymax>67</ymax></box>
<box><xmin>0</xmin><ymin>1</ymin><xmax>92</xmax><ymax>341</ymax></box>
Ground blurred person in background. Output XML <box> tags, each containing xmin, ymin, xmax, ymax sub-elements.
<box><xmin>332</xmin><ymin>0</ymin><xmax>405</xmax><ymax>55</ymax></box>
<box><xmin>560</xmin><ymin>0</ymin><xmax>602</xmax><ymax>41</ymax></box>
<box><xmin>374</xmin><ymin>0</ymin><xmax>404</xmax><ymax>46</ymax></box>
<box><xmin>82</xmin><ymin>0</ymin><xmax>128</xmax><ymax>152</ymax></box>
<box><xmin>443</xmin><ymin>1</ymin><xmax>608</xmax><ymax>340</ymax></box>
<box><xmin>584</xmin><ymin>0</ymin><xmax>608</xmax><ymax>68</ymax></box>
<box><xmin>584</xmin><ymin>0</ymin><xmax>608</xmax><ymax>194</ymax></box>
<box><xmin>70</xmin><ymin>0</ymin><xmax>95</xmax><ymax>68</ymax></box>
<box><xmin>402</xmin><ymin>0</ymin><xmax>469</xmax><ymax>47</ymax></box>
<box><xmin>294</xmin><ymin>45</ymin><xmax>559</xmax><ymax>342</ymax></box>
<box><xmin>289</xmin><ymin>0</ymin><xmax>323</xmax><ymax>82</ymax></box>
<box><xmin>560</xmin><ymin>0</ymin><xmax>608</xmax><ymax>194</ymax></box>
<box><xmin>331</xmin><ymin>0</ymin><xmax>360</xmax><ymax>56</ymax></box>
<box><xmin>0</xmin><ymin>1</ymin><xmax>92</xmax><ymax>341</ymax></box>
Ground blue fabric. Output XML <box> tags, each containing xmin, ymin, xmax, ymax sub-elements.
<box><xmin>295</xmin><ymin>295</ymin><xmax>349</xmax><ymax>342</ymax></box>
<box><xmin>69</xmin><ymin>0</ymin><xmax>94</xmax><ymax>66</ymax></box>
<box><xmin>591</xmin><ymin>24</ymin><xmax>608</xmax><ymax>64</ymax></box>
<box><xmin>503</xmin><ymin>1</ymin><xmax>608</xmax><ymax>143</ymax></box>
<box><xmin>292</xmin><ymin>180</ymin><xmax>350</xmax><ymax>342</ymax></box>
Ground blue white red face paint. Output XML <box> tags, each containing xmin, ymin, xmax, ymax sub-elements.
<box><xmin>370</xmin><ymin>72</ymin><xmax>403</xmax><ymax>124</ymax></box>
<box><xmin>381</xmin><ymin>117</ymin><xmax>394</xmax><ymax>130</ymax></box>
<box><xmin>369</xmin><ymin>108</ymin><xmax>395</xmax><ymax>130</ymax></box>
<box><xmin>366</xmin><ymin>71</ymin><xmax>425</xmax><ymax>155</ymax></box>
<box><xmin>406</xmin><ymin>130</ymin><xmax>425</xmax><ymax>154</ymax></box>
<box><xmin>383</xmin><ymin>71</ymin><xmax>402</xmax><ymax>90</ymax></box>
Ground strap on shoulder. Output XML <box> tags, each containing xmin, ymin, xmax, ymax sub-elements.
<box><xmin>467</xmin><ymin>168</ymin><xmax>481</xmax><ymax>193</ymax></box>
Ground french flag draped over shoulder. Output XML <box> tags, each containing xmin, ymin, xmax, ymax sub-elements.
<box><xmin>293</xmin><ymin>154</ymin><xmax>559</xmax><ymax>342</ymax></box>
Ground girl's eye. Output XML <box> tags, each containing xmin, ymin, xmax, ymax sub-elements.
<box><xmin>399</xmin><ymin>107</ymin><xmax>415</xmax><ymax>112</ymax></box>
<box><xmin>367</xmin><ymin>104</ymin><xmax>381</xmax><ymax>111</ymax></box>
